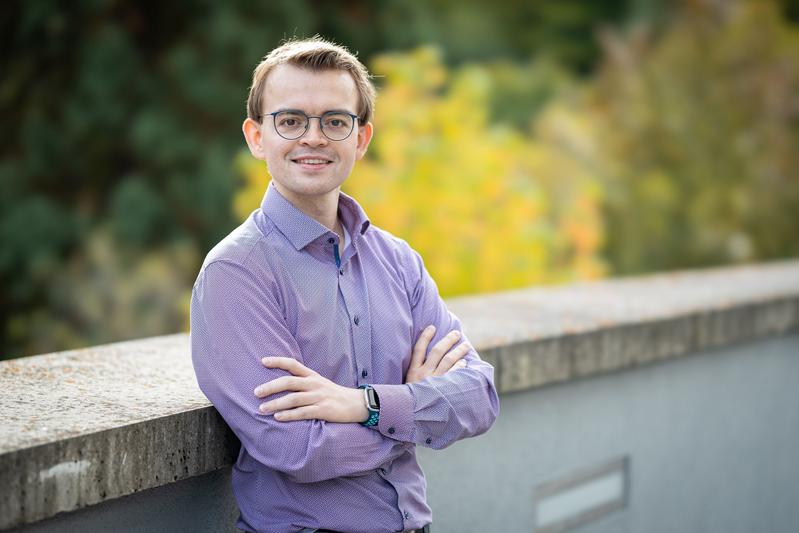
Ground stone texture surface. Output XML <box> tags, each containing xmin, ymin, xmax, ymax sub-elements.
<box><xmin>447</xmin><ymin>260</ymin><xmax>799</xmax><ymax>393</ymax></box>
<box><xmin>2</xmin><ymin>259</ymin><xmax>798</xmax><ymax>529</ymax></box>
<box><xmin>1</xmin><ymin>335</ymin><xmax>240</xmax><ymax>529</ymax></box>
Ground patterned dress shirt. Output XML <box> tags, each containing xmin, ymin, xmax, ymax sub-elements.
<box><xmin>190</xmin><ymin>182</ymin><xmax>499</xmax><ymax>533</ymax></box>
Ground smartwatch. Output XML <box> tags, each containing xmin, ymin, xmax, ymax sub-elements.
<box><xmin>358</xmin><ymin>385</ymin><xmax>380</xmax><ymax>427</ymax></box>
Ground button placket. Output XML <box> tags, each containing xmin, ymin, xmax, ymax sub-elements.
<box><xmin>343</xmin><ymin>254</ymin><xmax>373</xmax><ymax>408</ymax></box>
<box><xmin>336</xmin><ymin>256</ymin><xmax>361</xmax><ymax>385</ymax></box>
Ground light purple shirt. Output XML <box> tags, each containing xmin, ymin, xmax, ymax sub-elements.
<box><xmin>190</xmin><ymin>182</ymin><xmax>499</xmax><ymax>533</ymax></box>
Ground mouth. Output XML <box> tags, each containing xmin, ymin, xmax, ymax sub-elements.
<box><xmin>291</xmin><ymin>156</ymin><xmax>333</xmax><ymax>168</ymax></box>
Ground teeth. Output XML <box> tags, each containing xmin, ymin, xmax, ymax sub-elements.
<box><xmin>295</xmin><ymin>159</ymin><xmax>329</xmax><ymax>164</ymax></box>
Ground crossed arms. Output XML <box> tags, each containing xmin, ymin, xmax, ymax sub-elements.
<box><xmin>254</xmin><ymin>326</ymin><xmax>470</xmax><ymax>424</ymax></box>
<box><xmin>190</xmin><ymin>248</ymin><xmax>499</xmax><ymax>484</ymax></box>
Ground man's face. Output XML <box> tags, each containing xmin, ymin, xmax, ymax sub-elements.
<box><xmin>244</xmin><ymin>64</ymin><xmax>372</xmax><ymax>206</ymax></box>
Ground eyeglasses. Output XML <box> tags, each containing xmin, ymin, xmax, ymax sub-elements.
<box><xmin>259</xmin><ymin>110</ymin><xmax>360</xmax><ymax>141</ymax></box>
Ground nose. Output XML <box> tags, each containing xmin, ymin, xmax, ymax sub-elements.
<box><xmin>299</xmin><ymin>117</ymin><xmax>328</xmax><ymax>146</ymax></box>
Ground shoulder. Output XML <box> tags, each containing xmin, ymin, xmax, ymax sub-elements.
<box><xmin>361</xmin><ymin>224</ymin><xmax>426</xmax><ymax>294</ymax></box>
<box><xmin>364</xmin><ymin>222</ymin><xmax>418</xmax><ymax>260</ymax></box>
<box><xmin>195</xmin><ymin>212</ymin><xmax>281</xmax><ymax>290</ymax></box>
<box><xmin>203</xmin><ymin>214</ymin><xmax>270</xmax><ymax>267</ymax></box>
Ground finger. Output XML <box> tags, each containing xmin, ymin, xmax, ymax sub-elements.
<box><xmin>433</xmin><ymin>342</ymin><xmax>471</xmax><ymax>376</ymax></box>
<box><xmin>423</xmin><ymin>330</ymin><xmax>462</xmax><ymax>370</ymax></box>
<box><xmin>254</xmin><ymin>375</ymin><xmax>311</xmax><ymax>398</ymax></box>
<box><xmin>262</xmin><ymin>357</ymin><xmax>314</xmax><ymax>377</ymax></box>
<box><xmin>410</xmin><ymin>325</ymin><xmax>436</xmax><ymax>368</ymax></box>
<box><xmin>259</xmin><ymin>391</ymin><xmax>317</xmax><ymax>414</ymax></box>
<box><xmin>451</xmin><ymin>360</ymin><xmax>468</xmax><ymax>370</ymax></box>
<box><xmin>273</xmin><ymin>405</ymin><xmax>316</xmax><ymax>422</ymax></box>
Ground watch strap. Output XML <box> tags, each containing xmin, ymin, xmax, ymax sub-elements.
<box><xmin>358</xmin><ymin>385</ymin><xmax>380</xmax><ymax>427</ymax></box>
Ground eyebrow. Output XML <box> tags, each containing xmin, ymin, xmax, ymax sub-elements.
<box><xmin>273</xmin><ymin>108</ymin><xmax>357</xmax><ymax>116</ymax></box>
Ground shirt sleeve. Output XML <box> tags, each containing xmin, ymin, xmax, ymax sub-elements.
<box><xmin>190</xmin><ymin>260</ymin><xmax>406</xmax><ymax>484</ymax></box>
<box><xmin>371</xmin><ymin>245</ymin><xmax>500</xmax><ymax>449</ymax></box>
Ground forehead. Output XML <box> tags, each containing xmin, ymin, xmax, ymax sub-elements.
<box><xmin>262</xmin><ymin>64</ymin><xmax>358</xmax><ymax>113</ymax></box>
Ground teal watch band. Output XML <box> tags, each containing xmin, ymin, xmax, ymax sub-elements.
<box><xmin>358</xmin><ymin>385</ymin><xmax>380</xmax><ymax>427</ymax></box>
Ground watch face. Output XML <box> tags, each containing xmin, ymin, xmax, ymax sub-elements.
<box><xmin>366</xmin><ymin>387</ymin><xmax>380</xmax><ymax>410</ymax></box>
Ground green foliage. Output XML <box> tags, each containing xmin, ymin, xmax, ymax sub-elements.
<box><xmin>6</xmin><ymin>230</ymin><xmax>197</xmax><ymax>357</ymax></box>
<box><xmin>0</xmin><ymin>1</ymin><xmax>313</xmax><ymax>358</ymax></box>
<box><xmin>110</xmin><ymin>176</ymin><xmax>169</xmax><ymax>247</ymax></box>
<box><xmin>484</xmin><ymin>58</ymin><xmax>574</xmax><ymax>130</ymax></box>
<box><xmin>584</xmin><ymin>1</ymin><xmax>799</xmax><ymax>272</ymax></box>
<box><xmin>1</xmin><ymin>0</ymin><xmax>628</xmax><ymax>358</ymax></box>
<box><xmin>3</xmin><ymin>0</ymin><xmax>798</xmax><ymax>359</ymax></box>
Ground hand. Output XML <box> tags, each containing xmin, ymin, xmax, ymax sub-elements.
<box><xmin>405</xmin><ymin>326</ymin><xmax>470</xmax><ymax>384</ymax></box>
<box><xmin>254</xmin><ymin>357</ymin><xmax>368</xmax><ymax>423</ymax></box>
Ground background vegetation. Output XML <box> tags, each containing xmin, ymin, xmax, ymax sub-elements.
<box><xmin>2</xmin><ymin>0</ymin><xmax>798</xmax><ymax>359</ymax></box>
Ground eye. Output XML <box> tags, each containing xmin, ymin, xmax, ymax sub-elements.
<box><xmin>324</xmin><ymin>114</ymin><xmax>352</xmax><ymax>129</ymax></box>
<box><xmin>275</xmin><ymin>112</ymin><xmax>306</xmax><ymax>128</ymax></box>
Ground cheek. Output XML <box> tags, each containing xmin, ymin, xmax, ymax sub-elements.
<box><xmin>263</xmin><ymin>143</ymin><xmax>289</xmax><ymax>164</ymax></box>
<box><xmin>343</xmin><ymin>141</ymin><xmax>361</xmax><ymax>162</ymax></box>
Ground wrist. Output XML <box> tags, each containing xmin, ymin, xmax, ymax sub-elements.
<box><xmin>350</xmin><ymin>387</ymin><xmax>369</xmax><ymax>423</ymax></box>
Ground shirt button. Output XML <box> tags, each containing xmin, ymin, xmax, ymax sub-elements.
<box><xmin>403</xmin><ymin>510</ymin><xmax>410</xmax><ymax>519</ymax></box>
<box><xmin>388</xmin><ymin>427</ymin><xmax>395</xmax><ymax>434</ymax></box>
<box><xmin>425</xmin><ymin>437</ymin><xmax>432</xmax><ymax>445</ymax></box>
<box><xmin>339</xmin><ymin>268</ymin><xmax>344</xmax><ymax>275</ymax></box>
<box><xmin>327</xmin><ymin>237</ymin><xmax>335</xmax><ymax>244</ymax></box>
<box><xmin>361</xmin><ymin>369</ymin><xmax>368</xmax><ymax>378</ymax></box>
<box><xmin>353</xmin><ymin>315</ymin><xmax>360</xmax><ymax>325</ymax></box>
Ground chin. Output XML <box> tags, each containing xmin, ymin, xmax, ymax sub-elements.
<box><xmin>280</xmin><ymin>176</ymin><xmax>345</xmax><ymax>196</ymax></box>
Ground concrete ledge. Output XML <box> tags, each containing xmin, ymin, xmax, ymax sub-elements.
<box><xmin>485</xmin><ymin>299</ymin><xmax>799</xmax><ymax>393</ymax></box>
<box><xmin>2</xmin><ymin>259</ymin><xmax>798</xmax><ymax>529</ymax></box>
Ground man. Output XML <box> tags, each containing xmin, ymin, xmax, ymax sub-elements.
<box><xmin>190</xmin><ymin>37</ymin><xmax>499</xmax><ymax>533</ymax></box>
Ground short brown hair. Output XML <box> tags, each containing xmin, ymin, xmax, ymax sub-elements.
<box><xmin>246</xmin><ymin>36</ymin><xmax>376</xmax><ymax>124</ymax></box>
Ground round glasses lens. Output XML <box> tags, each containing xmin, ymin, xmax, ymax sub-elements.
<box><xmin>321</xmin><ymin>112</ymin><xmax>354</xmax><ymax>140</ymax></box>
<box><xmin>274</xmin><ymin>111</ymin><xmax>308</xmax><ymax>139</ymax></box>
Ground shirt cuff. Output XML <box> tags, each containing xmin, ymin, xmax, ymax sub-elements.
<box><xmin>371</xmin><ymin>383</ymin><xmax>415</xmax><ymax>443</ymax></box>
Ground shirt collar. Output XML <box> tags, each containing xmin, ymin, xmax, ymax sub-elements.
<box><xmin>261</xmin><ymin>181</ymin><xmax>371</xmax><ymax>251</ymax></box>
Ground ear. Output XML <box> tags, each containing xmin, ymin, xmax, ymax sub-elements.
<box><xmin>354</xmin><ymin>121</ymin><xmax>374</xmax><ymax>160</ymax></box>
<box><xmin>242</xmin><ymin>117</ymin><xmax>267</xmax><ymax>160</ymax></box>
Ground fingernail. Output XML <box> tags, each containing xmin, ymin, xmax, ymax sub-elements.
<box><xmin>262</xmin><ymin>357</ymin><xmax>270</xmax><ymax>365</ymax></box>
<box><xmin>259</xmin><ymin>404</ymin><xmax>268</xmax><ymax>413</ymax></box>
<box><xmin>427</xmin><ymin>325</ymin><xmax>436</xmax><ymax>333</ymax></box>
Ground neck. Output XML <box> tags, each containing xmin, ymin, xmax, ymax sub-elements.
<box><xmin>273</xmin><ymin>182</ymin><xmax>344</xmax><ymax>241</ymax></box>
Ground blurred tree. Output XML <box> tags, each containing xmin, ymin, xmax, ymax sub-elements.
<box><xmin>584</xmin><ymin>0</ymin><xmax>799</xmax><ymax>272</ymax></box>
<box><xmin>6</xmin><ymin>229</ymin><xmax>197</xmax><ymax>356</ymax></box>
<box><xmin>310</xmin><ymin>0</ymin><xmax>627</xmax><ymax>70</ymax></box>
<box><xmin>8</xmin><ymin>0</ymin><xmax>796</xmax><ymax>359</ymax></box>
<box><xmin>0</xmin><ymin>0</ymin><xmax>630</xmax><ymax>358</ymax></box>
<box><xmin>0</xmin><ymin>0</ymin><xmax>316</xmax><ymax>358</ymax></box>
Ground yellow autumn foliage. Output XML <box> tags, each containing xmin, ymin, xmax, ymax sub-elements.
<box><xmin>235</xmin><ymin>47</ymin><xmax>606</xmax><ymax>296</ymax></box>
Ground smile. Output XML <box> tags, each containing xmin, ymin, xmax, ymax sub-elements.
<box><xmin>291</xmin><ymin>157</ymin><xmax>333</xmax><ymax>165</ymax></box>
